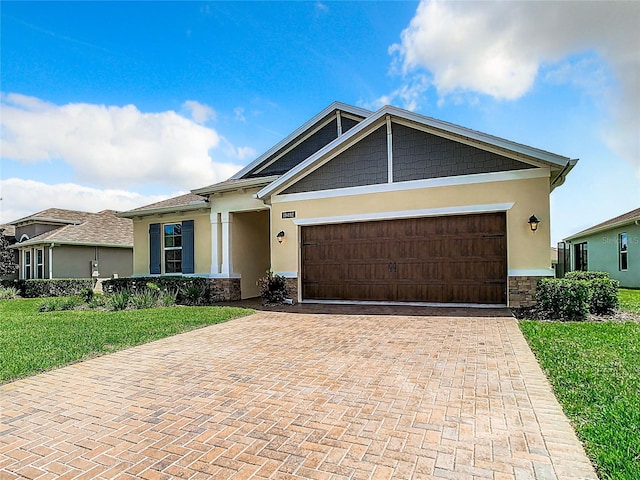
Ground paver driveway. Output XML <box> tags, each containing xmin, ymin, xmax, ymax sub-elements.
<box><xmin>1</xmin><ymin>310</ymin><xmax>597</xmax><ymax>479</ymax></box>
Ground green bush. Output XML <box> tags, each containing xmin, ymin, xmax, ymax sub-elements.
<box><xmin>565</xmin><ymin>271</ymin><xmax>619</xmax><ymax>315</ymax></box>
<box><xmin>536</xmin><ymin>278</ymin><xmax>591</xmax><ymax>320</ymax></box>
<box><xmin>38</xmin><ymin>296</ymin><xmax>84</xmax><ymax>312</ymax></box>
<box><xmin>130</xmin><ymin>289</ymin><xmax>158</xmax><ymax>309</ymax></box>
<box><xmin>0</xmin><ymin>279</ymin><xmax>26</xmax><ymax>296</ymax></box>
<box><xmin>159</xmin><ymin>289</ymin><xmax>178</xmax><ymax>307</ymax></box>
<box><xmin>589</xmin><ymin>278</ymin><xmax>620</xmax><ymax>315</ymax></box>
<box><xmin>109</xmin><ymin>291</ymin><xmax>131</xmax><ymax>311</ymax></box>
<box><xmin>257</xmin><ymin>270</ymin><xmax>289</xmax><ymax>305</ymax></box>
<box><xmin>103</xmin><ymin>276</ymin><xmax>211</xmax><ymax>305</ymax></box>
<box><xmin>23</xmin><ymin>279</ymin><xmax>93</xmax><ymax>298</ymax></box>
<box><xmin>0</xmin><ymin>286</ymin><xmax>19</xmax><ymax>299</ymax></box>
<box><xmin>565</xmin><ymin>271</ymin><xmax>610</xmax><ymax>281</ymax></box>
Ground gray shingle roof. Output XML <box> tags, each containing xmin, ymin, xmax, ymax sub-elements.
<box><xmin>14</xmin><ymin>210</ymin><xmax>133</xmax><ymax>248</ymax></box>
<box><xmin>118</xmin><ymin>193</ymin><xmax>209</xmax><ymax>218</ymax></box>
<box><xmin>565</xmin><ymin>207</ymin><xmax>640</xmax><ymax>240</ymax></box>
<box><xmin>10</xmin><ymin>208</ymin><xmax>94</xmax><ymax>226</ymax></box>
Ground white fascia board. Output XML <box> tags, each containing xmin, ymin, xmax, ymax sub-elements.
<box><xmin>231</xmin><ymin>102</ymin><xmax>371</xmax><ymax>180</ymax></box>
<box><xmin>292</xmin><ymin>203</ymin><xmax>515</xmax><ymax>227</ymax></box>
<box><xmin>272</xmin><ymin>168</ymin><xmax>549</xmax><ymax>204</ymax></box>
<box><xmin>117</xmin><ymin>203</ymin><xmax>210</xmax><ymax>219</ymax></box>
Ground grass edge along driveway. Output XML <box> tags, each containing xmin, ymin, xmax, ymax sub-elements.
<box><xmin>0</xmin><ymin>298</ymin><xmax>253</xmax><ymax>384</ymax></box>
<box><xmin>520</xmin><ymin>289</ymin><xmax>640</xmax><ymax>480</ymax></box>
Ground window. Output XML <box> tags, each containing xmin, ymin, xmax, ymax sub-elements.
<box><xmin>619</xmin><ymin>233</ymin><xmax>628</xmax><ymax>271</ymax></box>
<box><xmin>36</xmin><ymin>248</ymin><xmax>44</xmax><ymax>279</ymax></box>
<box><xmin>24</xmin><ymin>250</ymin><xmax>32</xmax><ymax>279</ymax></box>
<box><xmin>149</xmin><ymin>220</ymin><xmax>194</xmax><ymax>275</ymax></box>
<box><xmin>575</xmin><ymin>242</ymin><xmax>588</xmax><ymax>271</ymax></box>
<box><xmin>163</xmin><ymin>223</ymin><xmax>182</xmax><ymax>273</ymax></box>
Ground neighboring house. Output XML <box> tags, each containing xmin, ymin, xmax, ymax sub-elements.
<box><xmin>119</xmin><ymin>102</ymin><xmax>578</xmax><ymax>307</ymax></box>
<box><xmin>562</xmin><ymin>207</ymin><xmax>639</xmax><ymax>288</ymax></box>
<box><xmin>0</xmin><ymin>224</ymin><xmax>19</xmax><ymax>280</ymax></box>
<box><xmin>10</xmin><ymin>209</ymin><xmax>133</xmax><ymax>280</ymax></box>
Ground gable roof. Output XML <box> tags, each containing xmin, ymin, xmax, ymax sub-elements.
<box><xmin>257</xmin><ymin>105</ymin><xmax>578</xmax><ymax>200</ymax></box>
<box><xmin>191</xmin><ymin>175</ymin><xmax>280</xmax><ymax>196</ymax></box>
<box><xmin>229</xmin><ymin>102</ymin><xmax>371</xmax><ymax>181</ymax></box>
<box><xmin>118</xmin><ymin>193</ymin><xmax>209</xmax><ymax>218</ymax></box>
<box><xmin>13</xmin><ymin>210</ymin><xmax>133</xmax><ymax>248</ymax></box>
<box><xmin>564</xmin><ymin>207</ymin><xmax>640</xmax><ymax>241</ymax></box>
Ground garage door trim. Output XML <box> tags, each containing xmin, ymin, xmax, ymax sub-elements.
<box><xmin>292</xmin><ymin>202</ymin><xmax>514</xmax><ymax>226</ymax></box>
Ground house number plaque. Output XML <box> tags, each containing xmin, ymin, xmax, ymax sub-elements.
<box><xmin>281</xmin><ymin>211</ymin><xmax>296</xmax><ymax>219</ymax></box>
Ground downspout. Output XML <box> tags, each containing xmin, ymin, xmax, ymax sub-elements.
<box><xmin>49</xmin><ymin>243</ymin><xmax>54</xmax><ymax>279</ymax></box>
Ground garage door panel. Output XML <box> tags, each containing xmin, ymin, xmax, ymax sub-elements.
<box><xmin>302</xmin><ymin>213</ymin><xmax>506</xmax><ymax>304</ymax></box>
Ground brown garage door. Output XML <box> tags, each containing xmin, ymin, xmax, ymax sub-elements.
<box><xmin>302</xmin><ymin>213</ymin><xmax>506</xmax><ymax>304</ymax></box>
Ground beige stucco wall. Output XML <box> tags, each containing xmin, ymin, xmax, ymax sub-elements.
<box><xmin>132</xmin><ymin>210</ymin><xmax>211</xmax><ymax>275</ymax></box>
<box><xmin>269</xmin><ymin>174</ymin><xmax>551</xmax><ymax>276</ymax></box>
<box><xmin>231</xmin><ymin>210</ymin><xmax>271</xmax><ymax>298</ymax></box>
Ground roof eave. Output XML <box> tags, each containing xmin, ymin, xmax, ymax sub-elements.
<box><xmin>564</xmin><ymin>216</ymin><xmax>640</xmax><ymax>241</ymax></box>
<box><xmin>191</xmin><ymin>175</ymin><xmax>281</xmax><ymax>196</ymax></box>
<box><xmin>12</xmin><ymin>241</ymin><xmax>133</xmax><ymax>249</ymax></box>
<box><xmin>117</xmin><ymin>203</ymin><xmax>210</xmax><ymax>219</ymax></box>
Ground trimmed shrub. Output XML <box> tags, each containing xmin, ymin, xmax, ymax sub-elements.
<box><xmin>565</xmin><ymin>271</ymin><xmax>619</xmax><ymax>315</ymax></box>
<box><xmin>589</xmin><ymin>277</ymin><xmax>620</xmax><ymax>315</ymax></box>
<box><xmin>257</xmin><ymin>271</ymin><xmax>289</xmax><ymax>305</ymax></box>
<box><xmin>23</xmin><ymin>279</ymin><xmax>93</xmax><ymax>298</ymax></box>
<box><xmin>535</xmin><ymin>278</ymin><xmax>591</xmax><ymax>321</ymax></box>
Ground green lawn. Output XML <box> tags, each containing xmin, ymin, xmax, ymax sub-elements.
<box><xmin>619</xmin><ymin>288</ymin><xmax>640</xmax><ymax>313</ymax></box>
<box><xmin>0</xmin><ymin>298</ymin><xmax>253</xmax><ymax>383</ymax></box>
<box><xmin>520</xmin><ymin>288</ymin><xmax>640</xmax><ymax>480</ymax></box>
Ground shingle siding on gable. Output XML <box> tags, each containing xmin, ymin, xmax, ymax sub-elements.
<box><xmin>392</xmin><ymin>123</ymin><xmax>534</xmax><ymax>182</ymax></box>
<box><xmin>247</xmin><ymin>118</ymin><xmax>340</xmax><ymax>177</ymax></box>
<box><xmin>283</xmin><ymin>125</ymin><xmax>387</xmax><ymax>194</ymax></box>
<box><xmin>341</xmin><ymin>116</ymin><xmax>359</xmax><ymax>133</ymax></box>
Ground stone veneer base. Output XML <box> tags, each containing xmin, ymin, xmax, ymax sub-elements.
<box><xmin>508</xmin><ymin>276</ymin><xmax>546</xmax><ymax>308</ymax></box>
<box><xmin>209</xmin><ymin>278</ymin><xmax>241</xmax><ymax>303</ymax></box>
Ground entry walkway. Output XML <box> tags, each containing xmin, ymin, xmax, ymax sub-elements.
<box><xmin>1</xmin><ymin>311</ymin><xmax>597</xmax><ymax>479</ymax></box>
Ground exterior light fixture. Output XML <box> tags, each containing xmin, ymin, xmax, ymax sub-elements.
<box><xmin>276</xmin><ymin>230</ymin><xmax>286</xmax><ymax>244</ymax></box>
<box><xmin>528</xmin><ymin>214</ymin><xmax>540</xmax><ymax>233</ymax></box>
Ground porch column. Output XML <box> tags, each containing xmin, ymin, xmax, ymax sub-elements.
<box><xmin>210</xmin><ymin>212</ymin><xmax>220</xmax><ymax>275</ymax></box>
<box><xmin>221</xmin><ymin>211</ymin><xmax>234</xmax><ymax>275</ymax></box>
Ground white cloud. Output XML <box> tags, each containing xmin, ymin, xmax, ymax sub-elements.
<box><xmin>182</xmin><ymin>100</ymin><xmax>216</xmax><ymax>124</ymax></box>
<box><xmin>234</xmin><ymin>106</ymin><xmax>246</xmax><ymax>123</ymax></box>
<box><xmin>360</xmin><ymin>74</ymin><xmax>430</xmax><ymax>112</ymax></box>
<box><xmin>390</xmin><ymin>0</ymin><xmax>640</xmax><ymax>172</ymax></box>
<box><xmin>0</xmin><ymin>178</ymin><xmax>177</xmax><ymax>224</ymax></box>
<box><xmin>0</xmin><ymin>93</ymin><xmax>245</xmax><ymax>190</ymax></box>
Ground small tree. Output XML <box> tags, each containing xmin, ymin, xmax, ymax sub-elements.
<box><xmin>0</xmin><ymin>228</ymin><xmax>17</xmax><ymax>277</ymax></box>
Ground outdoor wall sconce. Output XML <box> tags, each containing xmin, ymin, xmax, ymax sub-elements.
<box><xmin>528</xmin><ymin>214</ymin><xmax>540</xmax><ymax>233</ymax></box>
<box><xmin>276</xmin><ymin>230</ymin><xmax>286</xmax><ymax>244</ymax></box>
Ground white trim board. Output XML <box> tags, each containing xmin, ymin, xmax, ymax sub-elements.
<box><xmin>272</xmin><ymin>169</ymin><xmax>548</xmax><ymax>204</ymax></box>
<box><xmin>293</xmin><ymin>203</ymin><xmax>515</xmax><ymax>226</ymax></box>
<box><xmin>508</xmin><ymin>269</ymin><xmax>554</xmax><ymax>277</ymax></box>
<box><xmin>302</xmin><ymin>299</ymin><xmax>507</xmax><ymax>309</ymax></box>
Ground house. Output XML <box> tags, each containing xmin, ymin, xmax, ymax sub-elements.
<box><xmin>562</xmin><ymin>207</ymin><xmax>639</xmax><ymax>288</ymax></box>
<box><xmin>0</xmin><ymin>224</ymin><xmax>19</xmax><ymax>280</ymax></box>
<box><xmin>119</xmin><ymin>102</ymin><xmax>577</xmax><ymax>307</ymax></box>
<box><xmin>10</xmin><ymin>209</ymin><xmax>133</xmax><ymax>280</ymax></box>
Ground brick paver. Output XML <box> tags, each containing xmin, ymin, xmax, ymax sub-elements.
<box><xmin>1</xmin><ymin>311</ymin><xmax>597</xmax><ymax>479</ymax></box>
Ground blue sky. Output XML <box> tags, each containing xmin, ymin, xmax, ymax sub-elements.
<box><xmin>1</xmin><ymin>1</ymin><xmax>639</xmax><ymax>245</ymax></box>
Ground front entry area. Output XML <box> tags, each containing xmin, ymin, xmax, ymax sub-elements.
<box><xmin>301</xmin><ymin>212</ymin><xmax>507</xmax><ymax>304</ymax></box>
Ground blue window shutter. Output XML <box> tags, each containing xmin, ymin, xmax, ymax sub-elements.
<box><xmin>149</xmin><ymin>223</ymin><xmax>161</xmax><ymax>274</ymax></box>
<box><xmin>182</xmin><ymin>220</ymin><xmax>195</xmax><ymax>274</ymax></box>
